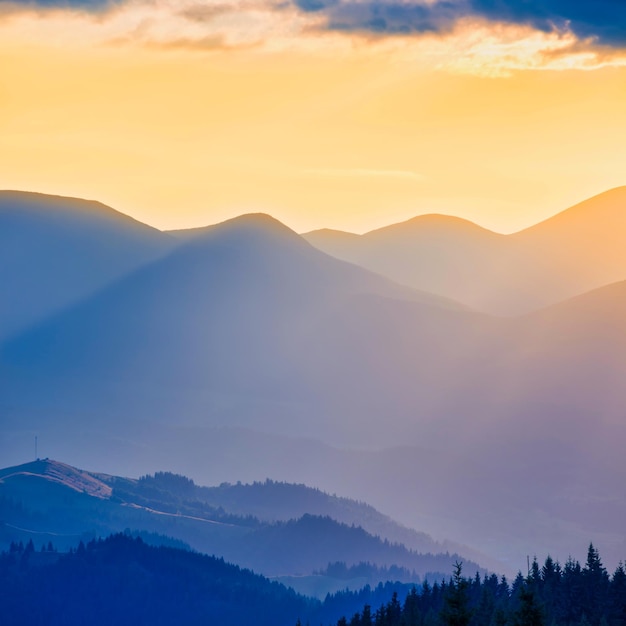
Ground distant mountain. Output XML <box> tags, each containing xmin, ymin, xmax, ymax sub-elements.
<box><xmin>0</xmin><ymin>459</ymin><xmax>485</xmax><ymax>595</ymax></box>
<box><xmin>2</xmin><ymin>190</ymin><xmax>626</xmax><ymax>573</ymax></box>
<box><xmin>0</xmin><ymin>206</ymin><xmax>470</xmax><ymax>446</ymax></box>
<box><xmin>511</xmin><ymin>186</ymin><xmax>626</xmax><ymax>300</ymax></box>
<box><xmin>0</xmin><ymin>191</ymin><xmax>176</xmax><ymax>340</ymax></box>
<box><xmin>182</xmin><ymin>478</ymin><xmax>442</xmax><ymax>555</ymax></box>
<box><xmin>304</xmin><ymin>187</ymin><xmax>626</xmax><ymax>315</ymax></box>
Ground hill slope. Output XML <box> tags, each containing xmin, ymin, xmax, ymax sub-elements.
<box><xmin>0</xmin><ymin>459</ymin><xmax>486</xmax><ymax>590</ymax></box>
<box><xmin>0</xmin><ymin>191</ymin><xmax>175</xmax><ymax>340</ymax></box>
<box><xmin>304</xmin><ymin>187</ymin><xmax>626</xmax><ymax>314</ymax></box>
<box><xmin>0</xmin><ymin>207</ymin><xmax>472</xmax><ymax>446</ymax></box>
<box><xmin>0</xmin><ymin>533</ymin><xmax>316</xmax><ymax>626</ymax></box>
<box><xmin>2</xmin><ymin>191</ymin><xmax>626</xmax><ymax>572</ymax></box>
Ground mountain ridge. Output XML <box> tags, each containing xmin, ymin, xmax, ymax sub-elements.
<box><xmin>0</xmin><ymin>190</ymin><xmax>177</xmax><ymax>340</ymax></box>
<box><xmin>2</xmin><ymin>188</ymin><xmax>626</xmax><ymax>573</ymax></box>
<box><xmin>303</xmin><ymin>186</ymin><xmax>626</xmax><ymax>315</ymax></box>
<box><xmin>0</xmin><ymin>458</ymin><xmax>488</xmax><ymax>593</ymax></box>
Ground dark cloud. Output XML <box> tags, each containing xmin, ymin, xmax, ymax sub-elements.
<box><xmin>293</xmin><ymin>0</ymin><xmax>338</xmax><ymax>12</ymax></box>
<box><xmin>327</xmin><ymin>1</ymin><xmax>459</xmax><ymax>34</ymax></box>
<box><xmin>469</xmin><ymin>0</ymin><xmax>626</xmax><ymax>45</ymax></box>
<box><xmin>292</xmin><ymin>0</ymin><xmax>626</xmax><ymax>46</ymax></box>
<box><xmin>3</xmin><ymin>0</ymin><xmax>625</xmax><ymax>49</ymax></box>
<box><xmin>0</xmin><ymin>0</ymin><xmax>116</xmax><ymax>10</ymax></box>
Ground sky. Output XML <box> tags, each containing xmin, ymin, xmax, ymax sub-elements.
<box><xmin>1</xmin><ymin>0</ymin><xmax>626</xmax><ymax>234</ymax></box>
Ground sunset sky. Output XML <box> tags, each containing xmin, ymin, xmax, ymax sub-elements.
<box><xmin>1</xmin><ymin>0</ymin><xmax>625</xmax><ymax>233</ymax></box>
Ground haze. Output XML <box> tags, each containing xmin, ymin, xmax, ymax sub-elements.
<box><xmin>2</xmin><ymin>0</ymin><xmax>626</xmax><ymax>593</ymax></box>
<box><xmin>2</xmin><ymin>187</ymin><xmax>626</xmax><ymax>574</ymax></box>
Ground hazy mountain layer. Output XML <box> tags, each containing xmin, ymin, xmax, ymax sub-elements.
<box><xmin>304</xmin><ymin>187</ymin><xmax>626</xmax><ymax>315</ymax></box>
<box><xmin>0</xmin><ymin>459</ymin><xmax>484</xmax><ymax>594</ymax></box>
<box><xmin>2</xmin><ymin>190</ymin><xmax>625</xmax><ymax>573</ymax></box>
<box><xmin>0</xmin><ymin>191</ymin><xmax>176</xmax><ymax>340</ymax></box>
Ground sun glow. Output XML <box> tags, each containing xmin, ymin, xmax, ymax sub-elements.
<box><xmin>1</xmin><ymin>2</ymin><xmax>626</xmax><ymax>233</ymax></box>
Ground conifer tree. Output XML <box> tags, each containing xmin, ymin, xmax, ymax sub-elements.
<box><xmin>608</xmin><ymin>563</ymin><xmax>626</xmax><ymax>625</ymax></box>
<box><xmin>401</xmin><ymin>587</ymin><xmax>421</xmax><ymax>626</ymax></box>
<box><xmin>512</xmin><ymin>584</ymin><xmax>544</xmax><ymax>626</ymax></box>
<box><xmin>582</xmin><ymin>543</ymin><xmax>609</xmax><ymax>625</ymax></box>
<box><xmin>440</xmin><ymin>562</ymin><xmax>472</xmax><ymax>626</ymax></box>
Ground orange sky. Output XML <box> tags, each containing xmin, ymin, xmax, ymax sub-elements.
<box><xmin>1</xmin><ymin>5</ymin><xmax>626</xmax><ymax>233</ymax></box>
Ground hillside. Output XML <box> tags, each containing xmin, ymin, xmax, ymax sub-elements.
<box><xmin>0</xmin><ymin>191</ymin><xmax>176</xmax><ymax>340</ymax></box>
<box><xmin>304</xmin><ymin>187</ymin><xmax>626</xmax><ymax>315</ymax></box>
<box><xmin>0</xmin><ymin>533</ymin><xmax>315</xmax><ymax>626</ymax></box>
<box><xmin>0</xmin><ymin>207</ymin><xmax>473</xmax><ymax>448</ymax></box>
<box><xmin>2</xmin><ymin>190</ymin><xmax>626</xmax><ymax>572</ymax></box>
<box><xmin>0</xmin><ymin>459</ymin><xmax>485</xmax><ymax>594</ymax></box>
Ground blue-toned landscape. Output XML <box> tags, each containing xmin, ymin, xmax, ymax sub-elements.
<box><xmin>2</xmin><ymin>1</ymin><xmax>626</xmax><ymax>623</ymax></box>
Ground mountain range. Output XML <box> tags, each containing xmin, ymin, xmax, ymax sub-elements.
<box><xmin>304</xmin><ymin>187</ymin><xmax>626</xmax><ymax>315</ymax></box>
<box><xmin>0</xmin><ymin>458</ymin><xmax>486</xmax><ymax>596</ymax></box>
<box><xmin>1</xmin><ymin>188</ymin><xmax>625</xmax><ymax>571</ymax></box>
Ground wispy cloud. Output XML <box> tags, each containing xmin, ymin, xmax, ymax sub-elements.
<box><xmin>0</xmin><ymin>0</ymin><xmax>117</xmax><ymax>12</ymax></box>
<box><xmin>2</xmin><ymin>0</ymin><xmax>626</xmax><ymax>72</ymax></box>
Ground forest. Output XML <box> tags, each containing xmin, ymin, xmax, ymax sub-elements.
<box><xmin>1</xmin><ymin>535</ymin><xmax>624</xmax><ymax>626</ymax></box>
<box><xmin>332</xmin><ymin>547</ymin><xmax>626</xmax><ymax>626</ymax></box>
<box><xmin>0</xmin><ymin>534</ymin><xmax>414</xmax><ymax>626</ymax></box>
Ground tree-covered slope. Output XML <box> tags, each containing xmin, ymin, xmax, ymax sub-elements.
<box><xmin>0</xmin><ymin>533</ymin><xmax>314</xmax><ymax>626</ymax></box>
<box><xmin>0</xmin><ymin>459</ymin><xmax>485</xmax><ymax>594</ymax></box>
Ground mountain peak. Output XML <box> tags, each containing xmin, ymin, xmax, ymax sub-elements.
<box><xmin>303</xmin><ymin>227</ymin><xmax>360</xmax><ymax>238</ymax></box>
<box><xmin>515</xmin><ymin>185</ymin><xmax>626</xmax><ymax>236</ymax></box>
<box><xmin>214</xmin><ymin>212</ymin><xmax>301</xmax><ymax>237</ymax></box>
<box><xmin>168</xmin><ymin>212</ymin><xmax>302</xmax><ymax>242</ymax></box>
<box><xmin>365</xmin><ymin>213</ymin><xmax>498</xmax><ymax>238</ymax></box>
<box><xmin>0</xmin><ymin>458</ymin><xmax>112</xmax><ymax>499</ymax></box>
<box><xmin>167</xmin><ymin>211</ymin><xmax>316</xmax><ymax>263</ymax></box>
<box><xmin>0</xmin><ymin>190</ymin><xmax>162</xmax><ymax>234</ymax></box>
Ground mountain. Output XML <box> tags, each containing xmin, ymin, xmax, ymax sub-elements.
<box><xmin>511</xmin><ymin>186</ymin><xmax>626</xmax><ymax>300</ymax></box>
<box><xmin>303</xmin><ymin>187</ymin><xmax>626</xmax><ymax>315</ymax></box>
<box><xmin>0</xmin><ymin>207</ymin><xmax>471</xmax><ymax>447</ymax></box>
<box><xmin>0</xmin><ymin>459</ymin><xmax>486</xmax><ymax>596</ymax></box>
<box><xmin>179</xmin><ymin>478</ymin><xmax>443</xmax><ymax>555</ymax></box>
<box><xmin>2</xmin><ymin>191</ymin><xmax>626</xmax><ymax>572</ymax></box>
<box><xmin>0</xmin><ymin>191</ymin><xmax>176</xmax><ymax>340</ymax></box>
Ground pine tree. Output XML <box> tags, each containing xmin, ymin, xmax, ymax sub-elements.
<box><xmin>512</xmin><ymin>584</ymin><xmax>544</xmax><ymax>626</ymax></box>
<box><xmin>582</xmin><ymin>544</ymin><xmax>609</xmax><ymax>626</ymax></box>
<box><xmin>440</xmin><ymin>562</ymin><xmax>472</xmax><ymax>626</ymax></box>
<box><xmin>608</xmin><ymin>562</ymin><xmax>626</xmax><ymax>625</ymax></box>
<box><xmin>539</xmin><ymin>556</ymin><xmax>561</xmax><ymax>618</ymax></box>
<box><xmin>401</xmin><ymin>587</ymin><xmax>421</xmax><ymax>626</ymax></box>
<box><xmin>379</xmin><ymin>591</ymin><xmax>401</xmax><ymax>626</ymax></box>
<box><xmin>361</xmin><ymin>604</ymin><xmax>373</xmax><ymax>626</ymax></box>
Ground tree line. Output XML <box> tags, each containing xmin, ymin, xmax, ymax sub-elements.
<box><xmin>329</xmin><ymin>546</ymin><xmax>625</xmax><ymax>626</ymax></box>
<box><xmin>2</xmin><ymin>535</ymin><xmax>623</xmax><ymax>626</ymax></box>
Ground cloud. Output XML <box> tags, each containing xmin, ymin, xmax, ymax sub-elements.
<box><xmin>290</xmin><ymin>0</ymin><xmax>626</xmax><ymax>47</ymax></box>
<box><xmin>0</xmin><ymin>0</ymin><xmax>115</xmax><ymax>10</ymax></box>
<box><xmin>469</xmin><ymin>0</ymin><xmax>626</xmax><ymax>46</ymax></box>
<box><xmin>301</xmin><ymin>0</ymin><xmax>460</xmax><ymax>35</ymax></box>
<box><xmin>3</xmin><ymin>0</ymin><xmax>626</xmax><ymax>50</ymax></box>
<box><xmin>2</xmin><ymin>0</ymin><xmax>625</xmax><ymax>72</ymax></box>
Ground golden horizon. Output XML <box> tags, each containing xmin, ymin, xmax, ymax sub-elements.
<box><xmin>2</xmin><ymin>4</ymin><xmax>626</xmax><ymax>234</ymax></box>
